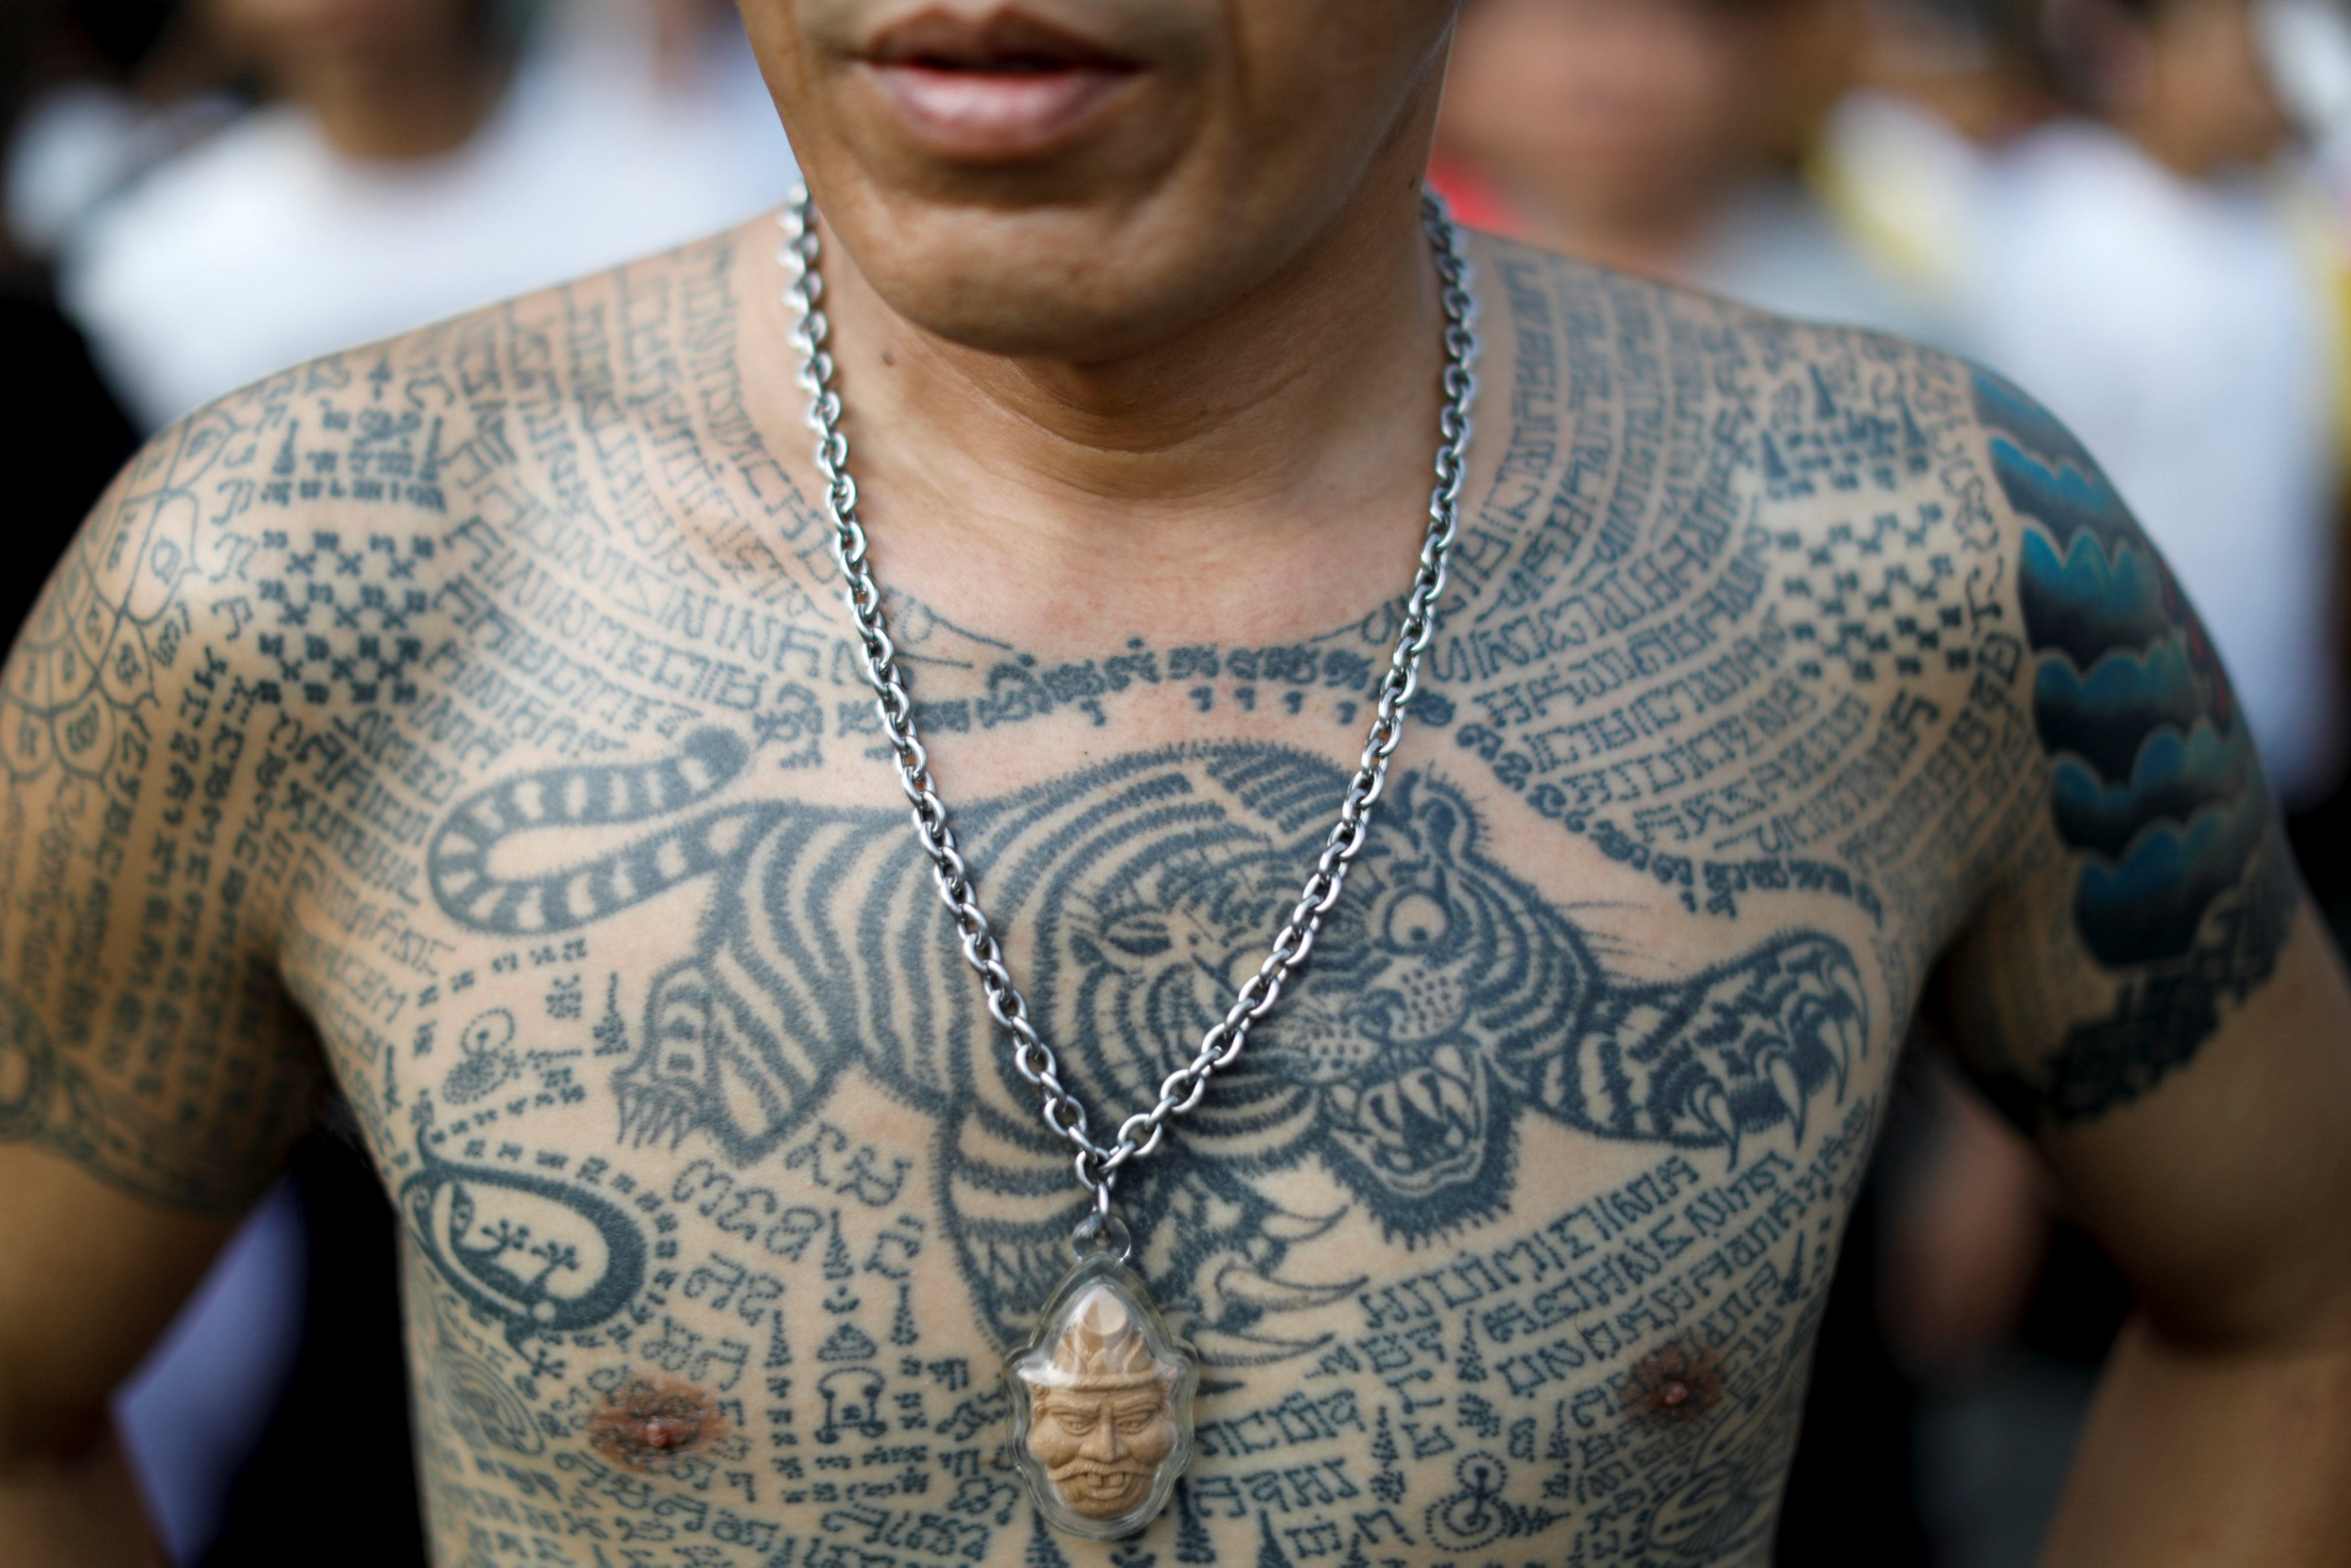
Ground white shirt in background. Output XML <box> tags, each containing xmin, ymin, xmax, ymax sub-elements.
<box><xmin>60</xmin><ymin>9</ymin><xmax>798</xmax><ymax>431</ymax></box>
<box><xmin>1815</xmin><ymin>87</ymin><xmax>1992</xmax><ymax>338</ymax></box>
<box><xmin>1972</xmin><ymin>122</ymin><xmax>2342</xmax><ymax>806</ymax></box>
<box><xmin>1683</xmin><ymin>171</ymin><xmax>1957</xmax><ymax>349</ymax></box>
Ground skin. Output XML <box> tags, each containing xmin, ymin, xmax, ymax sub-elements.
<box><xmin>2117</xmin><ymin>0</ymin><xmax>2292</xmax><ymax>177</ymax></box>
<box><xmin>3</xmin><ymin>2</ymin><xmax>2350</xmax><ymax>1565</ymax></box>
<box><xmin>206</xmin><ymin>0</ymin><xmax>508</xmax><ymax>160</ymax></box>
<box><xmin>2070</xmin><ymin>0</ymin><xmax>2293</xmax><ymax>178</ymax></box>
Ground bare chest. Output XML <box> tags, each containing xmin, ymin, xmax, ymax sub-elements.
<box><xmin>284</xmin><ymin>700</ymin><xmax>1899</xmax><ymax>1568</ymax></box>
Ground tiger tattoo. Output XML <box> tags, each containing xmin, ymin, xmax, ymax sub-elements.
<box><xmin>427</xmin><ymin>732</ymin><xmax>1866</xmax><ymax>1361</ymax></box>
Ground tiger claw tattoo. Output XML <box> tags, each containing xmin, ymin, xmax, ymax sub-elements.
<box><xmin>429</xmin><ymin>730</ymin><xmax>1868</xmax><ymax>1351</ymax></box>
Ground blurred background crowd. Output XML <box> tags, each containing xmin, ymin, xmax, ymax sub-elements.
<box><xmin>6</xmin><ymin>0</ymin><xmax>2351</xmax><ymax>1561</ymax></box>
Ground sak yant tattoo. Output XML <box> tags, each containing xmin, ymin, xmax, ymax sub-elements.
<box><xmin>0</xmin><ymin>220</ymin><xmax>2303</xmax><ymax>1568</ymax></box>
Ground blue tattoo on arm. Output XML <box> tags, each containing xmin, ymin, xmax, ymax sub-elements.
<box><xmin>1973</xmin><ymin>371</ymin><xmax>2292</xmax><ymax>1123</ymax></box>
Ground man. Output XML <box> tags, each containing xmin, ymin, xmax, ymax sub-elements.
<box><xmin>3</xmin><ymin>5</ymin><xmax>2349</xmax><ymax>1567</ymax></box>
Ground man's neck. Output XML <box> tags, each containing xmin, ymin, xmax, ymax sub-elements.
<box><xmin>285</xmin><ymin>36</ymin><xmax>506</xmax><ymax>163</ymax></box>
<box><xmin>1502</xmin><ymin>161</ymin><xmax>1746</xmax><ymax>286</ymax></box>
<box><xmin>2114</xmin><ymin>106</ymin><xmax>2238</xmax><ymax>183</ymax></box>
<box><xmin>783</xmin><ymin>169</ymin><xmax>1456</xmax><ymax>647</ymax></box>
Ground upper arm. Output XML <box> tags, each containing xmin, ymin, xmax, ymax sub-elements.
<box><xmin>1934</xmin><ymin>369</ymin><xmax>2351</xmax><ymax>1344</ymax></box>
<box><xmin>0</xmin><ymin>407</ymin><xmax>325</xmax><ymax>1443</ymax></box>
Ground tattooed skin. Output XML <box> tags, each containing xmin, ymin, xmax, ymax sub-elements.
<box><xmin>0</xmin><ymin>228</ymin><xmax>2289</xmax><ymax>1567</ymax></box>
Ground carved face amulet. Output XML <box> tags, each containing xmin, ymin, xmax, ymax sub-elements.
<box><xmin>1006</xmin><ymin>1253</ymin><xmax>1198</xmax><ymax>1540</ymax></box>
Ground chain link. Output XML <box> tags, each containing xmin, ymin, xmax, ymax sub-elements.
<box><xmin>778</xmin><ymin>189</ymin><xmax>1480</xmax><ymax>1221</ymax></box>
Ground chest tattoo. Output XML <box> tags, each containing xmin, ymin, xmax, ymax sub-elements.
<box><xmin>427</xmin><ymin>733</ymin><xmax>1867</xmax><ymax>1361</ymax></box>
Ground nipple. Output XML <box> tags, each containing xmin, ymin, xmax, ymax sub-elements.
<box><xmin>586</xmin><ymin>1378</ymin><xmax>728</xmax><ymax>1472</ymax></box>
<box><xmin>1620</xmin><ymin>1342</ymin><xmax>1724</xmax><ymax>1432</ymax></box>
<box><xmin>639</xmin><ymin>1414</ymin><xmax>700</xmax><ymax>1449</ymax></box>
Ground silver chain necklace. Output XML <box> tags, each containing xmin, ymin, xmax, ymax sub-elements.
<box><xmin>779</xmin><ymin>187</ymin><xmax>1479</xmax><ymax>1540</ymax></box>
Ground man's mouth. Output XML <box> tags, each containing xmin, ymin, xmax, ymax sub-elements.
<box><xmin>1049</xmin><ymin>1461</ymin><xmax>1149</xmax><ymax>1501</ymax></box>
<box><xmin>858</xmin><ymin>7</ymin><xmax>1143</xmax><ymax>160</ymax></box>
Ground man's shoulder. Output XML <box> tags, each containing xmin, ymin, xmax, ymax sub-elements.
<box><xmin>83</xmin><ymin>220</ymin><xmax>817</xmax><ymax>706</ymax></box>
<box><xmin>1471</xmin><ymin>230</ymin><xmax>1990</xmax><ymax>490</ymax></box>
<box><xmin>1465</xmin><ymin>228</ymin><xmax>2265</xmax><ymax>999</ymax></box>
<box><xmin>0</xmin><ymin>226</ymin><xmax>801</xmax><ymax>1205</ymax></box>
<box><xmin>1444</xmin><ymin>230</ymin><xmax>2076</xmax><ymax>966</ymax></box>
<box><xmin>1464</xmin><ymin>228</ymin><xmax>2021</xmax><ymax>600</ymax></box>
<box><xmin>152</xmin><ymin>212</ymin><xmax>764</xmax><ymax>448</ymax></box>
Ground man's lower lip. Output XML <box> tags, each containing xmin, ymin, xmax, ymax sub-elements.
<box><xmin>864</xmin><ymin>61</ymin><xmax>1135</xmax><ymax>160</ymax></box>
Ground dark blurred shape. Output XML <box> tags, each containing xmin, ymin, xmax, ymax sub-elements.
<box><xmin>1878</xmin><ymin>1050</ymin><xmax>2136</xmax><ymax>1568</ymax></box>
<box><xmin>0</xmin><ymin>287</ymin><xmax>137</xmax><ymax>631</ymax></box>
<box><xmin>1877</xmin><ymin>1055</ymin><xmax>2135</xmax><ymax>1395</ymax></box>
<box><xmin>197</xmin><ymin>0</ymin><xmax>507</xmax><ymax>164</ymax></box>
<box><xmin>62</xmin><ymin>0</ymin><xmax>179</xmax><ymax>77</ymax></box>
<box><xmin>53</xmin><ymin>0</ymin><xmax>506</xmax><ymax>426</ymax></box>
<box><xmin>1861</xmin><ymin>0</ymin><xmax>2051</xmax><ymax>138</ymax></box>
<box><xmin>202</xmin><ymin>1127</ymin><xmax>424</xmax><ymax>1568</ymax></box>
<box><xmin>2013</xmin><ymin>1224</ymin><xmax>2134</xmax><ymax>1371</ymax></box>
<box><xmin>1879</xmin><ymin>1055</ymin><xmax>2053</xmax><ymax>1381</ymax></box>
<box><xmin>1774</xmin><ymin>1167</ymin><xmax>1931</xmax><ymax>1566</ymax></box>
<box><xmin>4</xmin><ymin>0</ymin><xmax>235</xmax><ymax>264</ymax></box>
<box><xmin>1808</xmin><ymin>0</ymin><xmax>2051</xmax><ymax>331</ymax></box>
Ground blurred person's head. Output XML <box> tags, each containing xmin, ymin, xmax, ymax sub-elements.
<box><xmin>1860</xmin><ymin>0</ymin><xmax>2049</xmax><ymax>140</ymax></box>
<box><xmin>204</xmin><ymin>0</ymin><xmax>504</xmax><ymax>156</ymax></box>
<box><xmin>746</xmin><ymin>0</ymin><xmax>1461</xmax><ymax>362</ymax></box>
<box><xmin>1436</xmin><ymin>0</ymin><xmax>1862</xmax><ymax>271</ymax></box>
<box><xmin>2045</xmin><ymin>0</ymin><xmax>2294</xmax><ymax>174</ymax></box>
